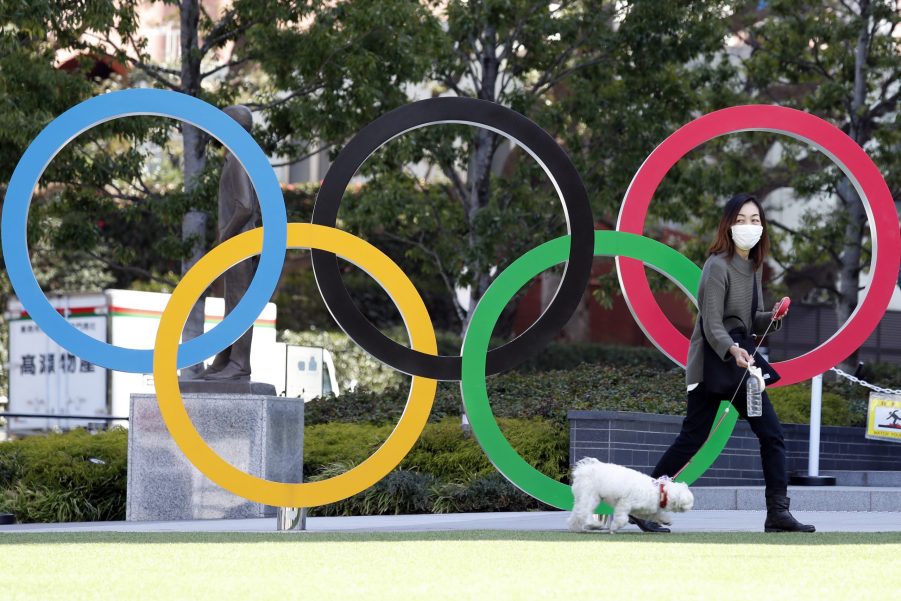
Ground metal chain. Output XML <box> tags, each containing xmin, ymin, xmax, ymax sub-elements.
<box><xmin>829</xmin><ymin>367</ymin><xmax>901</xmax><ymax>396</ymax></box>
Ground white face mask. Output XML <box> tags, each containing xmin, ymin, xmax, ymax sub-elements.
<box><xmin>731</xmin><ymin>224</ymin><xmax>763</xmax><ymax>251</ymax></box>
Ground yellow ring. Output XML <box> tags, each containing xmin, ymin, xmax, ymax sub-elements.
<box><xmin>153</xmin><ymin>223</ymin><xmax>438</xmax><ymax>507</ymax></box>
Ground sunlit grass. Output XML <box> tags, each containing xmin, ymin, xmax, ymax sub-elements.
<box><xmin>2</xmin><ymin>531</ymin><xmax>898</xmax><ymax>600</ymax></box>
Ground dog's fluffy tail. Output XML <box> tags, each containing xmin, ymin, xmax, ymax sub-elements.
<box><xmin>572</xmin><ymin>457</ymin><xmax>601</xmax><ymax>480</ymax></box>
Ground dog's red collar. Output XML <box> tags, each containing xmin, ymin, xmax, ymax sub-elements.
<box><xmin>659</xmin><ymin>482</ymin><xmax>668</xmax><ymax>509</ymax></box>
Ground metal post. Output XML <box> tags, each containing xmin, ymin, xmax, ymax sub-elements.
<box><xmin>789</xmin><ymin>373</ymin><xmax>836</xmax><ymax>486</ymax></box>
<box><xmin>807</xmin><ymin>373</ymin><xmax>822</xmax><ymax>477</ymax></box>
<box><xmin>277</xmin><ymin>507</ymin><xmax>307</xmax><ymax>531</ymax></box>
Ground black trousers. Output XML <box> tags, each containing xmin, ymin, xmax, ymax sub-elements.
<box><xmin>651</xmin><ymin>382</ymin><xmax>788</xmax><ymax>495</ymax></box>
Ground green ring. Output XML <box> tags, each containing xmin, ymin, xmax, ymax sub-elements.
<box><xmin>460</xmin><ymin>230</ymin><xmax>737</xmax><ymax>511</ymax></box>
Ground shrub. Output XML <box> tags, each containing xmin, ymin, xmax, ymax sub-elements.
<box><xmin>0</xmin><ymin>428</ymin><xmax>127</xmax><ymax>523</ymax></box>
<box><xmin>303</xmin><ymin>358</ymin><xmax>880</xmax><ymax>429</ymax></box>
<box><xmin>305</xmin><ymin>363</ymin><xmax>690</xmax><ymax>426</ymax></box>
<box><xmin>303</xmin><ymin>422</ymin><xmax>394</xmax><ymax>479</ymax></box>
<box><xmin>303</xmin><ymin>416</ymin><xmax>569</xmax><ymax>515</ymax></box>
<box><xmin>767</xmin><ymin>384</ymin><xmax>853</xmax><ymax>426</ymax></box>
<box><xmin>856</xmin><ymin>362</ymin><xmax>901</xmax><ymax>389</ymax></box>
<box><xmin>307</xmin><ymin>462</ymin><xmax>437</xmax><ymax>517</ymax></box>
<box><xmin>825</xmin><ymin>362</ymin><xmax>901</xmax><ymax>427</ymax></box>
<box><xmin>400</xmin><ymin>417</ymin><xmax>568</xmax><ymax>482</ymax></box>
<box><xmin>432</xmin><ymin>472</ymin><xmax>552</xmax><ymax>513</ymax></box>
<box><xmin>398</xmin><ymin>418</ymin><xmax>493</xmax><ymax>480</ymax></box>
<box><xmin>279</xmin><ymin>331</ymin><xmax>676</xmax><ymax>393</ymax></box>
<box><xmin>304</xmin><ymin>417</ymin><xmax>569</xmax><ymax>485</ymax></box>
<box><xmin>513</xmin><ymin>342</ymin><xmax>673</xmax><ymax>373</ymax></box>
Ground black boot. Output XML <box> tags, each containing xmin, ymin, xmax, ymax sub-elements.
<box><xmin>629</xmin><ymin>515</ymin><xmax>670</xmax><ymax>533</ymax></box>
<box><xmin>764</xmin><ymin>493</ymin><xmax>815</xmax><ymax>533</ymax></box>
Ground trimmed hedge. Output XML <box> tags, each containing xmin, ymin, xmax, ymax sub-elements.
<box><xmin>305</xmin><ymin>362</ymin><xmax>689</xmax><ymax>426</ymax></box>
<box><xmin>513</xmin><ymin>342</ymin><xmax>673</xmax><ymax>372</ymax></box>
<box><xmin>304</xmin><ymin>360</ymin><xmax>880</xmax><ymax>429</ymax></box>
<box><xmin>303</xmin><ymin>422</ymin><xmax>395</xmax><ymax>477</ymax></box>
<box><xmin>280</xmin><ymin>329</ymin><xmax>674</xmax><ymax>393</ymax></box>
<box><xmin>304</xmin><ymin>417</ymin><xmax>568</xmax><ymax>483</ymax></box>
<box><xmin>292</xmin><ymin>416</ymin><xmax>567</xmax><ymax>516</ymax></box>
<box><xmin>767</xmin><ymin>384</ymin><xmax>855</xmax><ymax>427</ymax></box>
<box><xmin>0</xmin><ymin>428</ymin><xmax>127</xmax><ymax>523</ymax></box>
<box><xmin>308</xmin><ymin>468</ymin><xmax>551</xmax><ymax>517</ymax></box>
<box><xmin>402</xmin><ymin>417</ymin><xmax>568</xmax><ymax>481</ymax></box>
<box><xmin>304</xmin><ymin>416</ymin><xmax>567</xmax><ymax>516</ymax></box>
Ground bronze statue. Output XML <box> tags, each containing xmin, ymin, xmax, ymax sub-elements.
<box><xmin>202</xmin><ymin>105</ymin><xmax>261</xmax><ymax>381</ymax></box>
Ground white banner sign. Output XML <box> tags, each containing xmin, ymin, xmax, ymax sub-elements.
<box><xmin>7</xmin><ymin>315</ymin><xmax>107</xmax><ymax>430</ymax></box>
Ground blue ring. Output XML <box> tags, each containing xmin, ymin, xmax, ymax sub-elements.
<box><xmin>1</xmin><ymin>89</ymin><xmax>287</xmax><ymax>373</ymax></box>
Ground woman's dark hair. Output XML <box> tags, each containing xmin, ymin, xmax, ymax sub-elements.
<box><xmin>708</xmin><ymin>193</ymin><xmax>770</xmax><ymax>271</ymax></box>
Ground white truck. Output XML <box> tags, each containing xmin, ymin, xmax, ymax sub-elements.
<box><xmin>4</xmin><ymin>289</ymin><xmax>338</xmax><ymax>432</ymax></box>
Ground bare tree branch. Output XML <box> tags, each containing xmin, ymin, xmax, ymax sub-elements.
<box><xmin>82</xmin><ymin>249</ymin><xmax>179</xmax><ymax>287</ymax></box>
<box><xmin>200</xmin><ymin>56</ymin><xmax>253</xmax><ymax>79</ymax></box>
<box><xmin>382</xmin><ymin>230</ymin><xmax>466</xmax><ymax>325</ymax></box>
<box><xmin>243</xmin><ymin>82</ymin><xmax>326</xmax><ymax>111</ymax></box>
<box><xmin>769</xmin><ymin>218</ymin><xmax>843</xmax><ymax>264</ymax></box>
<box><xmin>269</xmin><ymin>143</ymin><xmax>335</xmax><ymax>168</ymax></box>
<box><xmin>199</xmin><ymin>9</ymin><xmax>238</xmax><ymax>55</ymax></box>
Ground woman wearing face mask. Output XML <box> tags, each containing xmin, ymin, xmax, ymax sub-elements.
<box><xmin>630</xmin><ymin>193</ymin><xmax>815</xmax><ymax>534</ymax></box>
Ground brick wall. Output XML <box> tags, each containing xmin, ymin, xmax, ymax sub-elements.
<box><xmin>569</xmin><ymin>410</ymin><xmax>901</xmax><ymax>485</ymax></box>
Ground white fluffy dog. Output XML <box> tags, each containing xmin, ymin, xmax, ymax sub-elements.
<box><xmin>568</xmin><ymin>458</ymin><xmax>694</xmax><ymax>533</ymax></box>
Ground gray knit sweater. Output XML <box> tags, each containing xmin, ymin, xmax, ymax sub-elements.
<box><xmin>686</xmin><ymin>252</ymin><xmax>781</xmax><ymax>387</ymax></box>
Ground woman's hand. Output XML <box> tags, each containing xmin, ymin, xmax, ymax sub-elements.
<box><xmin>772</xmin><ymin>297</ymin><xmax>791</xmax><ymax>321</ymax></box>
<box><xmin>729</xmin><ymin>345</ymin><xmax>754</xmax><ymax>369</ymax></box>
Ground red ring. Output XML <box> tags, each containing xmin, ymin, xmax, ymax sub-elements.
<box><xmin>616</xmin><ymin>105</ymin><xmax>900</xmax><ymax>387</ymax></box>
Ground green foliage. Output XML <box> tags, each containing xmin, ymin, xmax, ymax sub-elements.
<box><xmin>308</xmin><ymin>464</ymin><xmax>438</xmax><ymax>517</ymax></box>
<box><xmin>283</xmin><ymin>328</ymin><xmax>675</xmax><ymax>395</ymax></box>
<box><xmin>734</xmin><ymin>1</ymin><xmax>901</xmax><ymax>365</ymax></box>
<box><xmin>304</xmin><ymin>362</ymin><xmax>690</xmax><ymax>427</ymax></box>
<box><xmin>0</xmin><ymin>428</ymin><xmax>127</xmax><ymax>523</ymax></box>
<box><xmin>432</xmin><ymin>472</ymin><xmax>550</xmax><ymax>514</ymax></box>
<box><xmin>768</xmin><ymin>384</ymin><xmax>854</xmax><ymax>427</ymax></box>
<box><xmin>249</xmin><ymin>0</ymin><xmax>442</xmax><ymax>160</ymax></box>
<box><xmin>402</xmin><ymin>418</ymin><xmax>568</xmax><ymax>483</ymax></box>
<box><xmin>399</xmin><ymin>420</ymin><xmax>494</xmax><ymax>481</ymax></box>
<box><xmin>275</xmin><ymin>256</ymin><xmax>460</xmax><ymax>335</ymax></box>
<box><xmin>306</xmin><ymin>417</ymin><xmax>562</xmax><ymax>516</ymax></box>
<box><xmin>513</xmin><ymin>343</ymin><xmax>674</xmax><ymax>373</ymax></box>
<box><xmin>303</xmin><ymin>417</ymin><xmax>568</xmax><ymax>484</ymax></box>
<box><xmin>823</xmin><ymin>362</ymin><xmax>901</xmax><ymax>428</ymax></box>
<box><xmin>303</xmin><ymin>422</ymin><xmax>394</xmax><ymax>479</ymax></box>
<box><xmin>855</xmin><ymin>363</ymin><xmax>901</xmax><ymax>390</ymax></box>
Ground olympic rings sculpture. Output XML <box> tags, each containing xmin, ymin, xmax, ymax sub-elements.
<box><xmin>3</xmin><ymin>89</ymin><xmax>899</xmax><ymax>511</ymax></box>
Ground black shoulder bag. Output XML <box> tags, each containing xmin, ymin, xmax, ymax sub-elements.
<box><xmin>700</xmin><ymin>274</ymin><xmax>781</xmax><ymax>397</ymax></box>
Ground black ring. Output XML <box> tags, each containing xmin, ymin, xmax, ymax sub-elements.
<box><xmin>312</xmin><ymin>97</ymin><xmax>594</xmax><ymax>380</ymax></box>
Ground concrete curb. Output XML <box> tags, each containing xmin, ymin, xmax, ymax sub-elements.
<box><xmin>692</xmin><ymin>485</ymin><xmax>901</xmax><ymax>511</ymax></box>
<box><xmin>2</xmin><ymin>509</ymin><xmax>899</xmax><ymax>535</ymax></box>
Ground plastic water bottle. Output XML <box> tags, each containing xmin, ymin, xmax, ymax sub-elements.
<box><xmin>746</xmin><ymin>369</ymin><xmax>763</xmax><ymax>417</ymax></box>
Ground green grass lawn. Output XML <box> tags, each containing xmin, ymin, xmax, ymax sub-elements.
<box><xmin>1</xmin><ymin>531</ymin><xmax>898</xmax><ymax>600</ymax></box>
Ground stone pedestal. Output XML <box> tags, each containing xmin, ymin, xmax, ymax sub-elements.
<box><xmin>127</xmin><ymin>393</ymin><xmax>303</xmax><ymax>521</ymax></box>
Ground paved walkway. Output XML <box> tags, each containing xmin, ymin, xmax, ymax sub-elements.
<box><xmin>2</xmin><ymin>509</ymin><xmax>899</xmax><ymax>534</ymax></box>
<box><xmin>692</xmin><ymin>485</ymin><xmax>900</xmax><ymax>511</ymax></box>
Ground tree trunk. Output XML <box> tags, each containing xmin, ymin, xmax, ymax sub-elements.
<box><xmin>462</xmin><ymin>26</ymin><xmax>500</xmax><ymax>334</ymax></box>
<box><xmin>179</xmin><ymin>0</ymin><xmax>209</xmax><ymax>377</ymax></box>
<box><xmin>835</xmin><ymin>1</ymin><xmax>872</xmax><ymax>371</ymax></box>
